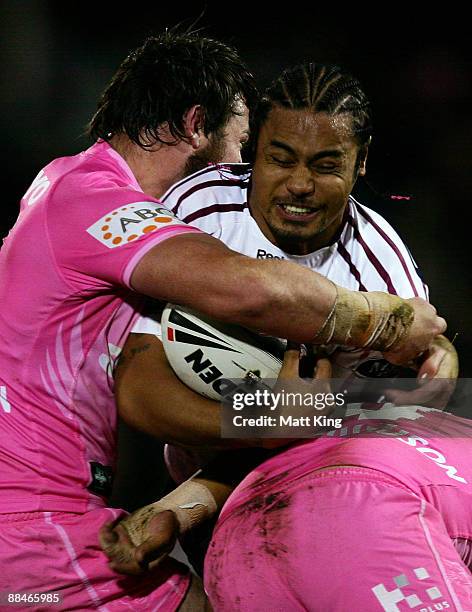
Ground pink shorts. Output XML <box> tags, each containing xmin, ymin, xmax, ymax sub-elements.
<box><xmin>0</xmin><ymin>507</ymin><xmax>190</xmax><ymax>611</ymax></box>
<box><xmin>205</xmin><ymin>467</ymin><xmax>472</xmax><ymax>611</ymax></box>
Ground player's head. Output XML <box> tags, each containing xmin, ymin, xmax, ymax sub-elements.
<box><xmin>87</xmin><ymin>30</ymin><xmax>256</xmax><ymax>168</ymax></box>
<box><xmin>249</xmin><ymin>62</ymin><xmax>372</xmax><ymax>255</ymax></box>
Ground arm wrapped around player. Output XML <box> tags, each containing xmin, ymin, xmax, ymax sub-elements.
<box><xmin>313</xmin><ymin>285</ymin><xmax>442</xmax><ymax>365</ymax></box>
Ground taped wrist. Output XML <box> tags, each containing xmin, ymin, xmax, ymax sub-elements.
<box><xmin>152</xmin><ymin>480</ymin><xmax>217</xmax><ymax>534</ymax></box>
<box><xmin>123</xmin><ymin>480</ymin><xmax>218</xmax><ymax>547</ymax></box>
<box><xmin>313</xmin><ymin>287</ymin><xmax>414</xmax><ymax>351</ymax></box>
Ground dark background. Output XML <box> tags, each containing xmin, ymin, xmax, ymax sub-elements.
<box><xmin>1</xmin><ymin>3</ymin><xmax>471</xmax><ymax>506</ymax></box>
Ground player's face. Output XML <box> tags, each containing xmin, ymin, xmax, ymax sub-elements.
<box><xmin>184</xmin><ymin>100</ymin><xmax>250</xmax><ymax>176</ymax></box>
<box><xmin>218</xmin><ymin>98</ymin><xmax>250</xmax><ymax>162</ymax></box>
<box><xmin>250</xmin><ymin>108</ymin><xmax>367</xmax><ymax>255</ymax></box>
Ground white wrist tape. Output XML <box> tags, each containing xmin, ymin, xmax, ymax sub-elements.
<box><xmin>313</xmin><ymin>287</ymin><xmax>414</xmax><ymax>351</ymax></box>
<box><xmin>123</xmin><ymin>480</ymin><xmax>217</xmax><ymax>546</ymax></box>
<box><xmin>150</xmin><ymin>480</ymin><xmax>218</xmax><ymax>533</ymax></box>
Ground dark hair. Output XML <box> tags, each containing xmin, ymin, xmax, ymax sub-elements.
<box><xmin>251</xmin><ymin>62</ymin><xmax>372</xmax><ymax>153</ymax></box>
<box><xmin>88</xmin><ymin>30</ymin><xmax>258</xmax><ymax>147</ymax></box>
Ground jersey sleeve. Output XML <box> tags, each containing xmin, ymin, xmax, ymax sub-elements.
<box><xmin>46</xmin><ymin>182</ymin><xmax>200</xmax><ymax>291</ymax></box>
<box><xmin>131</xmin><ymin>313</ymin><xmax>163</xmax><ymax>339</ymax></box>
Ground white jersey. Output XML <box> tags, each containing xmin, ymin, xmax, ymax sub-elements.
<box><xmin>138</xmin><ymin>163</ymin><xmax>428</xmax><ymax>380</ymax></box>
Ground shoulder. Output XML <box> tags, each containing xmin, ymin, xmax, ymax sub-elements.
<box><xmin>347</xmin><ymin>196</ymin><xmax>418</xmax><ymax>259</ymax></box>
<box><xmin>160</xmin><ymin>163</ymin><xmax>251</xmax><ymax>221</ymax></box>
<box><xmin>46</xmin><ymin>145</ymin><xmax>161</xmax><ymax>223</ymax></box>
<box><xmin>39</xmin><ymin>150</ymin><xmax>180</xmax><ymax>256</ymax></box>
<box><xmin>345</xmin><ymin>197</ymin><xmax>427</xmax><ymax>298</ymax></box>
<box><xmin>348</xmin><ymin>197</ymin><xmax>405</xmax><ymax>244</ymax></box>
<box><xmin>52</xmin><ymin>145</ymin><xmax>133</xmax><ymax>201</ymax></box>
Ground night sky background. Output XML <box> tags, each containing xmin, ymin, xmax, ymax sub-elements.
<box><xmin>1</xmin><ymin>2</ymin><xmax>470</xmax><ymax>505</ymax></box>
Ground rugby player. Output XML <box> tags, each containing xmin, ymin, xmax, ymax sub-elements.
<box><xmin>100</xmin><ymin>64</ymin><xmax>460</xmax><ymax>607</ymax></box>
<box><xmin>0</xmin><ymin>35</ymin><xmax>443</xmax><ymax>611</ymax></box>
<box><xmin>115</xmin><ymin>62</ymin><xmax>457</xmax><ymax>465</ymax></box>
<box><xmin>104</xmin><ymin>348</ymin><xmax>472</xmax><ymax>611</ymax></box>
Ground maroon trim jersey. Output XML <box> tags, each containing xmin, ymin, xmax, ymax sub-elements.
<box><xmin>139</xmin><ymin>163</ymin><xmax>428</xmax><ymax>381</ymax></box>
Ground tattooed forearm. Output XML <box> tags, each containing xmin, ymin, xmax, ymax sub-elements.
<box><xmin>114</xmin><ymin>334</ymin><xmax>152</xmax><ymax>377</ymax></box>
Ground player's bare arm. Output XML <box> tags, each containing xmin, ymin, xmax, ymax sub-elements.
<box><xmin>115</xmin><ymin>332</ymin><xmax>223</xmax><ymax>448</ymax></box>
<box><xmin>104</xmin><ymin>346</ymin><xmax>324</xmax><ymax>574</ymax></box>
<box><xmin>100</xmin><ymin>473</ymin><xmax>233</xmax><ymax>576</ymax></box>
<box><xmin>115</xmin><ymin>333</ymin><xmax>319</xmax><ymax>450</ymax></box>
<box><xmin>130</xmin><ymin>232</ymin><xmax>446</xmax><ymax>362</ymax></box>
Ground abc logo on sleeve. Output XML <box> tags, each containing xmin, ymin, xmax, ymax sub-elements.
<box><xmin>87</xmin><ymin>202</ymin><xmax>185</xmax><ymax>248</ymax></box>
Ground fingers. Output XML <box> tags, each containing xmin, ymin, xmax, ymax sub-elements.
<box><xmin>99</xmin><ymin>521</ymin><xmax>118</xmax><ymax>549</ymax></box>
<box><xmin>385</xmin><ymin>379</ymin><xmax>456</xmax><ymax>410</ymax></box>
<box><xmin>135</xmin><ymin>511</ymin><xmax>179</xmax><ymax>566</ymax></box>
<box><xmin>436</xmin><ymin>316</ymin><xmax>447</xmax><ymax>335</ymax></box>
<box><xmin>100</xmin><ymin>510</ymin><xmax>179</xmax><ymax>576</ymax></box>
<box><xmin>313</xmin><ymin>356</ymin><xmax>332</xmax><ymax>380</ymax></box>
<box><xmin>403</xmin><ymin>299</ymin><xmax>447</xmax><ymax>359</ymax></box>
<box><xmin>278</xmin><ymin>342</ymin><xmax>301</xmax><ymax>379</ymax></box>
<box><xmin>417</xmin><ymin>348</ymin><xmax>447</xmax><ymax>381</ymax></box>
<box><xmin>413</xmin><ymin>336</ymin><xmax>458</xmax><ymax>397</ymax></box>
<box><xmin>280</xmin><ymin>344</ymin><xmax>334</xmax><ymax>380</ymax></box>
<box><xmin>99</xmin><ymin>519</ymin><xmax>131</xmax><ymax>553</ymax></box>
<box><xmin>101</xmin><ymin>523</ymin><xmax>144</xmax><ymax>575</ymax></box>
<box><xmin>135</xmin><ymin>535</ymin><xmax>176</xmax><ymax>569</ymax></box>
<box><xmin>410</xmin><ymin>297</ymin><xmax>432</xmax><ymax>306</ymax></box>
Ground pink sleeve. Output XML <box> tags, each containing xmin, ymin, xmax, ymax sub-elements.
<box><xmin>47</xmin><ymin>184</ymin><xmax>201</xmax><ymax>290</ymax></box>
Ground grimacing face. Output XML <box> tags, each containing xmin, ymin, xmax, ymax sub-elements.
<box><xmin>250</xmin><ymin>107</ymin><xmax>368</xmax><ymax>255</ymax></box>
<box><xmin>184</xmin><ymin>99</ymin><xmax>250</xmax><ymax>176</ymax></box>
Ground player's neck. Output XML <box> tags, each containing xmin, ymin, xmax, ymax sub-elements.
<box><xmin>110</xmin><ymin>135</ymin><xmax>192</xmax><ymax>199</ymax></box>
<box><xmin>271</xmin><ymin>226</ymin><xmax>342</xmax><ymax>256</ymax></box>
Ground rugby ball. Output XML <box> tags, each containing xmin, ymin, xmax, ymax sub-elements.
<box><xmin>161</xmin><ymin>303</ymin><xmax>284</xmax><ymax>400</ymax></box>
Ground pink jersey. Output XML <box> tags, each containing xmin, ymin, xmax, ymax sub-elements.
<box><xmin>219</xmin><ymin>405</ymin><xmax>472</xmax><ymax>533</ymax></box>
<box><xmin>0</xmin><ymin>141</ymin><xmax>199</xmax><ymax>514</ymax></box>
<box><xmin>206</xmin><ymin>407</ymin><xmax>472</xmax><ymax>610</ymax></box>
<box><xmin>0</xmin><ymin>507</ymin><xmax>190</xmax><ymax>611</ymax></box>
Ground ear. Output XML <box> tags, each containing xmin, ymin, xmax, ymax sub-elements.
<box><xmin>183</xmin><ymin>105</ymin><xmax>205</xmax><ymax>150</ymax></box>
<box><xmin>357</xmin><ymin>137</ymin><xmax>371</xmax><ymax>177</ymax></box>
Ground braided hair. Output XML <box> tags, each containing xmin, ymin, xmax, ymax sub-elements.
<box><xmin>251</xmin><ymin>62</ymin><xmax>372</xmax><ymax>155</ymax></box>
